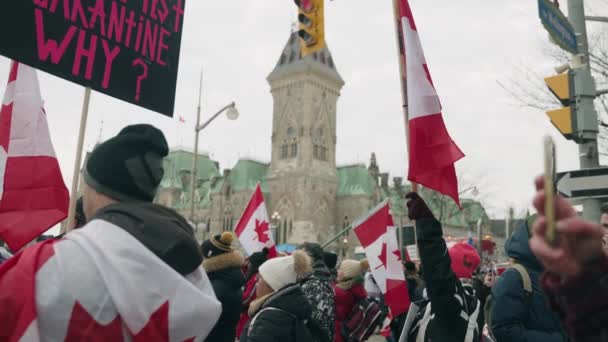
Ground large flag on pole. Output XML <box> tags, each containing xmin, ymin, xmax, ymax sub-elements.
<box><xmin>353</xmin><ymin>202</ymin><xmax>410</xmax><ymax>317</ymax></box>
<box><xmin>0</xmin><ymin>62</ymin><xmax>69</xmax><ymax>251</ymax></box>
<box><xmin>398</xmin><ymin>0</ymin><xmax>464</xmax><ymax>206</ymax></box>
<box><xmin>234</xmin><ymin>184</ymin><xmax>277</xmax><ymax>257</ymax></box>
<box><xmin>0</xmin><ymin>219</ymin><xmax>222</xmax><ymax>341</ymax></box>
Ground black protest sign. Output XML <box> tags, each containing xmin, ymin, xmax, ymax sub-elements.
<box><xmin>0</xmin><ymin>0</ymin><xmax>186</xmax><ymax>117</ymax></box>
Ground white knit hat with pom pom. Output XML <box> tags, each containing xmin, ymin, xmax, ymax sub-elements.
<box><xmin>259</xmin><ymin>250</ymin><xmax>311</xmax><ymax>291</ymax></box>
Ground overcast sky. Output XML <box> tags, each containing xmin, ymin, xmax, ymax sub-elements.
<box><xmin>2</xmin><ymin>0</ymin><xmax>608</xmax><ymax>220</ymax></box>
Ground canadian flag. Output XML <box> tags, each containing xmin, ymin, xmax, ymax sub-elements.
<box><xmin>0</xmin><ymin>62</ymin><xmax>69</xmax><ymax>251</ymax></box>
<box><xmin>354</xmin><ymin>202</ymin><xmax>410</xmax><ymax>317</ymax></box>
<box><xmin>399</xmin><ymin>0</ymin><xmax>464</xmax><ymax>206</ymax></box>
<box><xmin>234</xmin><ymin>184</ymin><xmax>277</xmax><ymax>257</ymax></box>
<box><xmin>0</xmin><ymin>219</ymin><xmax>222</xmax><ymax>341</ymax></box>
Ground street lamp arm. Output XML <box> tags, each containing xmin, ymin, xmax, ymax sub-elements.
<box><xmin>586</xmin><ymin>16</ymin><xmax>608</xmax><ymax>23</ymax></box>
<box><xmin>196</xmin><ymin>102</ymin><xmax>236</xmax><ymax>132</ymax></box>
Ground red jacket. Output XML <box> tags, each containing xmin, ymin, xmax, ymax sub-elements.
<box><xmin>541</xmin><ymin>254</ymin><xmax>608</xmax><ymax>342</ymax></box>
<box><xmin>236</xmin><ymin>273</ymin><xmax>258</xmax><ymax>338</ymax></box>
<box><xmin>333</xmin><ymin>283</ymin><xmax>367</xmax><ymax>342</ymax></box>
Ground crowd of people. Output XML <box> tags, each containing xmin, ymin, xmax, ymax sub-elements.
<box><xmin>0</xmin><ymin>124</ymin><xmax>606</xmax><ymax>341</ymax></box>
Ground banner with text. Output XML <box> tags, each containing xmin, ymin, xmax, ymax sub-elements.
<box><xmin>0</xmin><ymin>0</ymin><xmax>186</xmax><ymax>116</ymax></box>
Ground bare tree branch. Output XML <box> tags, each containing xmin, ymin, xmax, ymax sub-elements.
<box><xmin>501</xmin><ymin>28</ymin><xmax>608</xmax><ymax>159</ymax></box>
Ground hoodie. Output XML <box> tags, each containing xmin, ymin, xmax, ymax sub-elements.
<box><xmin>93</xmin><ymin>202</ymin><xmax>202</xmax><ymax>275</ymax></box>
<box><xmin>490</xmin><ymin>223</ymin><xmax>566</xmax><ymax>342</ymax></box>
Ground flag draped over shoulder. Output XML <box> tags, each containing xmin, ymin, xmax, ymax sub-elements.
<box><xmin>0</xmin><ymin>219</ymin><xmax>222</xmax><ymax>341</ymax></box>
<box><xmin>398</xmin><ymin>0</ymin><xmax>464</xmax><ymax>205</ymax></box>
<box><xmin>0</xmin><ymin>62</ymin><xmax>69</xmax><ymax>251</ymax></box>
<box><xmin>234</xmin><ymin>184</ymin><xmax>277</xmax><ymax>257</ymax></box>
<box><xmin>353</xmin><ymin>202</ymin><xmax>410</xmax><ymax>317</ymax></box>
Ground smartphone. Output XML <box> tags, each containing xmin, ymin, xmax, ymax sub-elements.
<box><xmin>544</xmin><ymin>136</ymin><xmax>557</xmax><ymax>245</ymax></box>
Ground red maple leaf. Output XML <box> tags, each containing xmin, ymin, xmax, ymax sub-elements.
<box><xmin>131</xmin><ymin>301</ymin><xmax>170</xmax><ymax>342</ymax></box>
<box><xmin>376</xmin><ymin>243</ymin><xmax>401</xmax><ymax>270</ymax></box>
<box><xmin>254</xmin><ymin>220</ymin><xmax>271</xmax><ymax>244</ymax></box>
<box><xmin>64</xmin><ymin>301</ymin><xmax>123</xmax><ymax>341</ymax></box>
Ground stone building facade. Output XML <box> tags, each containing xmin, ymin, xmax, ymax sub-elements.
<box><xmin>154</xmin><ymin>32</ymin><xmax>491</xmax><ymax>254</ymax></box>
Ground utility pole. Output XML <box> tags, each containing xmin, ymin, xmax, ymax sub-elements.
<box><xmin>568</xmin><ymin>0</ymin><xmax>602</xmax><ymax>222</ymax></box>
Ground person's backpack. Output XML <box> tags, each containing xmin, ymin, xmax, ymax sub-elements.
<box><xmin>341</xmin><ymin>297</ymin><xmax>384</xmax><ymax>342</ymax></box>
<box><xmin>483</xmin><ymin>263</ymin><xmax>532</xmax><ymax>340</ymax></box>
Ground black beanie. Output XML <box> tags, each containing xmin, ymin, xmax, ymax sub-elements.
<box><xmin>248</xmin><ymin>248</ymin><xmax>270</xmax><ymax>270</ymax></box>
<box><xmin>299</xmin><ymin>242</ymin><xmax>325</xmax><ymax>262</ymax></box>
<box><xmin>201</xmin><ymin>232</ymin><xmax>235</xmax><ymax>259</ymax></box>
<box><xmin>323</xmin><ymin>251</ymin><xmax>338</xmax><ymax>270</ymax></box>
<box><xmin>84</xmin><ymin>124</ymin><xmax>168</xmax><ymax>202</ymax></box>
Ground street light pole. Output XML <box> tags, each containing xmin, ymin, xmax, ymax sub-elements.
<box><xmin>190</xmin><ymin>71</ymin><xmax>203</xmax><ymax>225</ymax></box>
<box><xmin>189</xmin><ymin>71</ymin><xmax>240</xmax><ymax>234</ymax></box>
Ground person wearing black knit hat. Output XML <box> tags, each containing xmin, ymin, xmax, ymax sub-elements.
<box><xmin>79</xmin><ymin>124</ymin><xmax>202</xmax><ymax>276</ymax></box>
<box><xmin>202</xmin><ymin>232</ymin><xmax>245</xmax><ymax>342</ymax></box>
<box><xmin>0</xmin><ymin>124</ymin><xmax>222</xmax><ymax>340</ymax></box>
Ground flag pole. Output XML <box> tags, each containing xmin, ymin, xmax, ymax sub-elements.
<box><xmin>392</xmin><ymin>0</ymin><xmax>420</xmax><ymax>261</ymax></box>
<box><xmin>65</xmin><ymin>87</ymin><xmax>91</xmax><ymax>232</ymax></box>
<box><xmin>392</xmin><ymin>0</ymin><xmax>417</xmax><ymax>193</ymax></box>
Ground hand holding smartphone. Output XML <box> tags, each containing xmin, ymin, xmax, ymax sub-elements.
<box><xmin>544</xmin><ymin>136</ymin><xmax>557</xmax><ymax>245</ymax></box>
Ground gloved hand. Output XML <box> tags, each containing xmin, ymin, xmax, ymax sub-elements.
<box><xmin>405</xmin><ymin>192</ymin><xmax>435</xmax><ymax>221</ymax></box>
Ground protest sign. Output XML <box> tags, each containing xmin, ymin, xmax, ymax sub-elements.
<box><xmin>0</xmin><ymin>0</ymin><xmax>186</xmax><ymax>116</ymax></box>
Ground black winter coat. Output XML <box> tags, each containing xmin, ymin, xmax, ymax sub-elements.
<box><xmin>300</xmin><ymin>259</ymin><xmax>335</xmax><ymax>341</ymax></box>
<box><xmin>203</xmin><ymin>251</ymin><xmax>245</xmax><ymax>342</ymax></box>
<box><xmin>407</xmin><ymin>218</ymin><xmax>480</xmax><ymax>342</ymax></box>
<box><xmin>240</xmin><ymin>284</ymin><xmax>323</xmax><ymax>342</ymax></box>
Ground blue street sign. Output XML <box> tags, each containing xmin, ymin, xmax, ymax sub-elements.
<box><xmin>538</xmin><ymin>0</ymin><xmax>578</xmax><ymax>54</ymax></box>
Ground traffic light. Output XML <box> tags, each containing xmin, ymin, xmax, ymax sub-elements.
<box><xmin>544</xmin><ymin>70</ymin><xmax>575</xmax><ymax>140</ymax></box>
<box><xmin>294</xmin><ymin>0</ymin><xmax>325</xmax><ymax>56</ymax></box>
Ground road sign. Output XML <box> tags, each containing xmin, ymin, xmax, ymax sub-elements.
<box><xmin>538</xmin><ymin>0</ymin><xmax>578</xmax><ymax>54</ymax></box>
<box><xmin>556</xmin><ymin>168</ymin><xmax>608</xmax><ymax>199</ymax></box>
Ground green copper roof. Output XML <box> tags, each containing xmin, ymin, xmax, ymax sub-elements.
<box><xmin>337</xmin><ymin>164</ymin><xmax>376</xmax><ymax>196</ymax></box>
<box><xmin>415</xmin><ymin>187</ymin><xmax>490</xmax><ymax>228</ymax></box>
<box><xmin>160</xmin><ymin>150</ymin><xmax>220</xmax><ymax>190</ymax></box>
<box><xmin>380</xmin><ymin>186</ymin><xmax>411</xmax><ymax>216</ymax></box>
<box><xmin>228</xmin><ymin>159</ymin><xmax>269</xmax><ymax>192</ymax></box>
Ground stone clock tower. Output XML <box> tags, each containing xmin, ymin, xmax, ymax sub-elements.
<box><xmin>266</xmin><ymin>32</ymin><xmax>345</xmax><ymax>243</ymax></box>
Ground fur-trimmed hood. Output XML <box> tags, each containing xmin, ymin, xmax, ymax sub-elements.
<box><xmin>204</xmin><ymin>251</ymin><xmax>245</xmax><ymax>298</ymax></box>
<box><xmin>202</xmin><ymin>250</ymin><xmax>244</xmax><ymax>273</ymax></box>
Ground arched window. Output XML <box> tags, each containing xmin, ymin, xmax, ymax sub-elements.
<box><xmin>314</xmin><ymin>145</ymin><xmax>320</xmax><ymax>159</ymax></box>
<box><xmin>281</xmin><ymin>142</ymin><xmax>288</xmax><ymax>159</ymax></box>
<box><xmin>287</xmin><ymin>126</ymin><xmax>296</xmax><ymax>137</ymax></box>
<box><xmin>290</xmin><ymin>141</ymin><xmax>298</xmax><ymax>158</ymax></box>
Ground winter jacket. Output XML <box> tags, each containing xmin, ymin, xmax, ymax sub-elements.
<box><xmin>240</xmin><ymin>283</ymin><xmax>323</xmax><ymax>342</ymax></box>
<box><xmin>204</xmin><ymin>251</ymin><xmax>245</xmax><ymax>342</ymax></box>
<box><xmin>490</xmin><ymin>223</ymin><xmax>566</xmax><ymax>342</ymax></box>
<box><xmin>237</xmin><ymin>272</ymin><xmax>259</xmax><ymax>338</ymax></box>
<box><xmin>472</xmin><ymin>276</ymin><xmax>491</xmax><ymax>338</ymax></box>
<box><xmin>406</xmin><ymin>218</ymin><xmax>480</xmax><ymax>342</ymax></box>
<box><xmin>541</xmin><ymin>253</ymin><xmax>608</xmax><ymax>342</ymax></box>
<box><xmin>0</xmin><ymin>202</ymin><xmax>222</xmax><ymax>340</ymax></box>
<box><xmin>334</xmin><ymin>282</ymin><xmax>367</xmax><ymax>342</ymax></box>
<box><xmin>300</xmin><ymin>259</ymin><xmax>336</xmax><ymax>341</ymax></box>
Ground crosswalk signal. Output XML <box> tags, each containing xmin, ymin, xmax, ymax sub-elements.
<box><xmin>294</xmin><ymin>0</ymin><xmax>325</xmax><ymax>56</ymax></box>
<box><xmin>545</xmin><ymin>70</ymin><xmax>576</xmax><ymax>140</ymax></box>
